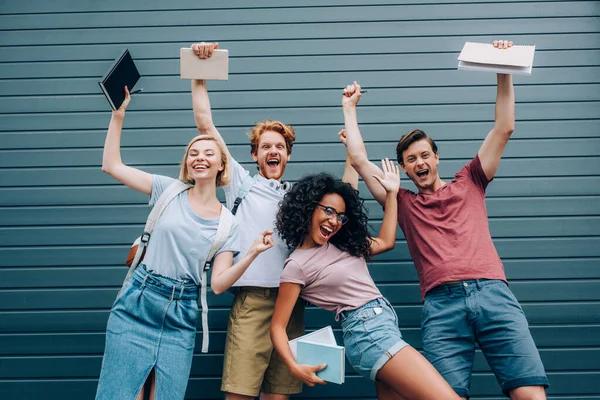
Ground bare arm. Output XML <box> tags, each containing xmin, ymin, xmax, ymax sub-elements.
<box><xmin>338</xmin><ymin>129</ymin><xmax>359</xmax><ymax>190</ymax></box>
<box><xmin>101</xmin><ymin>86</ymin><xmax>153</xmax><ymax>194</ymax></box>
<box><xmin>478</xmin><ymin>41</ymin><xmax>516</xmax><ymax>180</ymax></box>
<box><xmin>271</xmin><ymin>283</ymin><xmax>326</xmax><ymax>387</ymax></box>
<box><xmin>190</xmin><ymin>42</ymin><xmax>232</xmax><ymax>161</ymax></box>
<box><xmin>341</xmin><ymin>82</ymin><xmax>388</xmax><ymax>205</ymax></box>
<box><xmin>369</xmin><ymin>159</ymin><xmax>401</xmax><ymax>255</ymax></box>
<box><xmin>211</xmin><ymin>230</ymin><xmax>273</xmax><ymax>295</ymax></box>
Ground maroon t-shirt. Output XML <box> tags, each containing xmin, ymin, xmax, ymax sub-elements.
<box><xmin>398</xmin><ymin>154</ymin><xmax>506</xmax><ymax>299</ymax></box>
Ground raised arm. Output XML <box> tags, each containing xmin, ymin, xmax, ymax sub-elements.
<box><xmin>270</xmin><ymin>283</ymin><xmax>326</xmax><ymax>387</ymax></box>
<box><xmin>341</xmin><ymin>82</ymin><xmax>388</xmax><ymax>206</ymax></box>
<box><xmin>338</xmin><ymin>129</ymin><xmax>359</xmax><ymax>190</ymax></box>
<box><xmin>478</xmin><ymin>40</ymin><xmax>516</xmax><ymax>180</ymax></box>
<box><xmin>211</xmin><ymin>230</ymin><xmax>273</xmax><ymax>294</ymax></box>
<box><xmin>369</xmin><ymin>158</ymin><xmax>401</xmax><ymax>255</ymax></box>
<box><xmin>190</xmin><ymin>42</ymin><xmax>232</xmax><ymax>161</ymax></box>
<box><xmin>101</xmin><ymin>86</ymin><xmax>153</xmax><ymax>194</ymax></box>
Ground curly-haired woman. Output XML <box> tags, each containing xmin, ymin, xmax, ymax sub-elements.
<box><xmin>270</xmin><ymin>161</ymin><xmax>459</xmax><ymax>400</ymax></box>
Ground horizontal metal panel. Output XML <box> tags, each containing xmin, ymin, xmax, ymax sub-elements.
<box><xmin>0</xmin><ymin>0</ymin><xmax>579</xmax><ymax>15</ymax></box>
<box><xmin>2</xmin><ymin>32</ymin><xmax>598</xmax><ymax>64</ymax></box>
<box><xmin>1</xmin><ymin>2</ymin><xmax>597</xmax><ymax>30</ymax></box>
<box><xmin>2</xmin><ymin>120</ymin><xmax>598</xmax><ymax>151</ymax></box>
<box><xmin>3</xmin><ymin>83</ymin><xmax>600</xmax><ymax>115</ymax></box>
<box><xmin>1</xmin><ymin>18</ymin><xmax>599</xmax><ymax>48</ymax></box>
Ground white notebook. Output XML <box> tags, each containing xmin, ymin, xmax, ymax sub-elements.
<box><xmin>457</xmin><ymin>42</ymin><xmax>536</xmax><ymax>76</ymax></box>
<box><xmin>180</xmin><ymin>48</ymin><xmax>229</xmax><ymax>80</ymax></box>
<box><xmin>288</xmin><ymin>326</ymin><xmax>337</xmax><ymax>359</ymax></box>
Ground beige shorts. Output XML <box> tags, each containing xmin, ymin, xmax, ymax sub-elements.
<box><xmin>221</xmin><ymin>287</ymin><xmax>305</xmax><ymax>397</ymax></box>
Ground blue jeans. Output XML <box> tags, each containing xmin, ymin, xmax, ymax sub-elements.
<box><xmin>341</xmin><ymin>297</ymin><xmax>409</xmax><ymax>381</ymax></box>
<box><xmin>96</xmin><ymin>265</ymin><xmax>199</xmax><ymax>400</ymax></box>
<box><xmin>422</xmin><ymin>279</ymin><xmax>549</xmax><ymax>398</ymax></box>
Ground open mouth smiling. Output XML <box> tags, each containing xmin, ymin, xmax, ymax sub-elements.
<box><xmin>416</xmin><ymin>169</ymin><xmax>429</xmax><ymax>179</ymax></box>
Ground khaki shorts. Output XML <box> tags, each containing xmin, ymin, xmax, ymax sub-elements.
<box><xmin>221</xmin><ymin>287</ymin><xmax>305</xmax><ymax>397</ymax></box>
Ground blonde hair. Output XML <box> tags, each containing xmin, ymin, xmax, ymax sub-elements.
<box><xmin>179</xmin><ymin>135</ymin><xmax>230</xmax><ymax>187</ymax></box>
<box><xmin>247</xmin><ymin>119</ymin><xmax>295</xmax><ymax>155</ymax></box>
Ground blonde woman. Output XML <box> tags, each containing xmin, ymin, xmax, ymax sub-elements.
<box><xmin>96</xmin><ymin>87</ymin><xmax>273</xmax><ymax>400</ymax></box>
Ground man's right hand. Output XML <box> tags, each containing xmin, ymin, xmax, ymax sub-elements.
<box><xmin>191</xmin><ymin>42</ymin><xmax>219</xmax><ymax>59</ymax></box>
<box><xmin>342</xmin><ymin>81</ymin><xmax>362</xmax><ymax>109</ymax></box>
<box><xmin>292</xmin><ymin>363</ymin><xmax>327</xmax><ymax>387</ymax></box>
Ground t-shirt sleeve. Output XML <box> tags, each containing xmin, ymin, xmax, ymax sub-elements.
<box><xmin>462</xmin><ymin>154</ymin><xmax>491</xmax><ymax>192</ymax></box>
<box><xmin>280</xmin><ymin>259</ymin><xmax>307</xmax><ymax>286</ymax></box>
<box><xmin>223</xmin><ymin>156</ymin><xmax>250</xmax><ymax>207</ymax></box>
<box><xmin>216</xmin><ymin>217</ymin><xmax>241</xmax><ymax>258</ymax></box>
<box><xmin>149</xmin><ymin>175</ymin><xmax>177</xmax><ymax>206</ymax></box>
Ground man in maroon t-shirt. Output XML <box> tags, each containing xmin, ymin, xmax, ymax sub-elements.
<box><xmin>341</xmin><ymin>41</ymin><xmax>548</xmax><ymax>399</ymax></box>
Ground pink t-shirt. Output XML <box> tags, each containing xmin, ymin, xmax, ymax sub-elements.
<box><xmin>280</xmin><ymin>243</ymin><xmax>382</xmax><ymax>320</ymax></box>
<box><xmin>398</xmin><ymin>155</ymin><xmax>506</xmax><ymax>299</ymax></box>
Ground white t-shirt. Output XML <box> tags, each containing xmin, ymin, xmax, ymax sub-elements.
<box><xmin>223</xmin><ymin>158</ymin><xmax>291</xmax><ymax>287</ymax></box>
<box><xmin>142</xmin><ymin>175</ymin><xmax>240</xmax><ymax>285</ymax></box>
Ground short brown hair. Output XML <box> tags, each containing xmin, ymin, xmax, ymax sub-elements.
<box><xmin>179</xmin><ymin>135</ymin><xmax>230</xmax><ymax>187</ymax></box>
<box><xmin>396</xmin><ymin>129</ymin><xmax>438</xmax><ymax>166</ymax></box>
<box><xmin>247</xmin><ymin>119</ymin><xmax>295</xmax><ymax>155</ymax></box>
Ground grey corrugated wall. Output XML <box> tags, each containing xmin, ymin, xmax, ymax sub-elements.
<box><xmin>0</xmin><ymin>1</ymin><xmax>599</xmax><ymax>399</ymax></box>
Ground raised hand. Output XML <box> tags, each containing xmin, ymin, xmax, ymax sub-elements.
<box><xmin>373</xmin><ymin>158</ymin><xmax>400</xmax><ymax>193</ymax></box>
<box><xmin>250</xmin><ymin>230</ymin><xmax>274</xmax><ymax>255</ymax></box>
<box><xmin>342</xmin><ymin>81</ymin><xmax>362</xmax><ymax>108</ymax></box>
<box><xmin>292</xmin><ymin>363</ymin><xmax>327</xmax><ymax>387</ymax></box>
<box><xmin>493</xmin><ymin>39</ymin><xmax>513</xmax><ymax>49</ymax></box>
<box><xmin>113</xmin><ymin>86</ymin><xmax>131</xmax><ymax>119</ymax></box>
<box><xmin>191</xmin><ymin>42</ymin><xmax>219</xmax><ymax>59</ymax></box>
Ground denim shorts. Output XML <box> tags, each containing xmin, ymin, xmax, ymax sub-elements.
<box><xmin>96</xmin><ymin>265</ymin><xmax>199</xmax><ymax>400</ymax></box>
<box><xmin>340</xmin><ymin>297</ymin><xmax>409</xmax><ymax>381</ymax></box>
<box><xmin>422</xmin><ymin>279</ymin><xmax>549</xmax><ymax>398</ymax></box>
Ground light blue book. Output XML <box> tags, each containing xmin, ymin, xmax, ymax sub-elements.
<box><xmin>296</xmin><ymin>339</ymin><xmax>345</xmax><ymax>385</ymax></box>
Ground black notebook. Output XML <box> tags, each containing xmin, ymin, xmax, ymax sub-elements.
<box><xmin>98</xmin><ymin>49</ymin><xmax>141</xmax><ymax>110</ymax></box>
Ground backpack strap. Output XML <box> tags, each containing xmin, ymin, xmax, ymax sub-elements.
<box><xmin>199</xmin><ymin>206</ymin><xmax>234</xmax><ymax>353</ymax></box>
<box><xmin>231</xmin><ymin>174</ymin><xmax>258</xmax><ymax>215</ymax></box>
<box><xmin>123</xmin><ymin>180</ymin><xmax>191</xmax><ymax>285</ymax></box>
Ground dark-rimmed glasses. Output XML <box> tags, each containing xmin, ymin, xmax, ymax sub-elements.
<box><xmin>313</xmin><ymin>202</ymin><xmax>349</xmax><ymax>225</ymax></box>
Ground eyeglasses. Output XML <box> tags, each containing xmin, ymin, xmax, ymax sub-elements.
<box><xmin>313</xmin><ymin>202</ymin><xmax>349</xmax><ymax>225</ymax></box>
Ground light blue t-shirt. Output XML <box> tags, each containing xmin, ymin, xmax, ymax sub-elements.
<box><xmin>142</xmin><ymin>175</ymin><xmax>240</xmax><ymax>285</ymax></box>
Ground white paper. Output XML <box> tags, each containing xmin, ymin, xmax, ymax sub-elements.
<box><xmin>288</xmin><ymin>326</ymin><xmax>337</xmax><ymax>359</ymax></box>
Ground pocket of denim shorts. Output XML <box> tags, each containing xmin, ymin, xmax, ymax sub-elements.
<box><xmin>356</xmin><ymin>306</ymin><xmax>380</xmax><ymax>322</ymax></box>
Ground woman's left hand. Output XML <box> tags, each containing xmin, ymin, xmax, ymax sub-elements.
<box><xmin>373</xmin><ymin>158</ymin><xmax>400</xmax><ymax>193</ymax></box>
<box><xmin>250</xmin><ymin>230</ymin><xmax>274</xmax><ymax>255</ymax></box>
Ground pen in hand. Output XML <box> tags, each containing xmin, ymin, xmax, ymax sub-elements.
<box><xmin>130</xmin><ymin>88</ymin><xmax>143</xmax><ymax>95</ymax></box>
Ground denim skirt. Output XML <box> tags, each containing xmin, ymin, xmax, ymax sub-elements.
<box><xmin>95</xmin><ymin>265</ymin><xmax>199</xmax><ymax>400</ymax></box>
<box><xmin>340</xmin><ymin>297</ymin><xmax>409</xmax><ymax>381</ymax></box>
